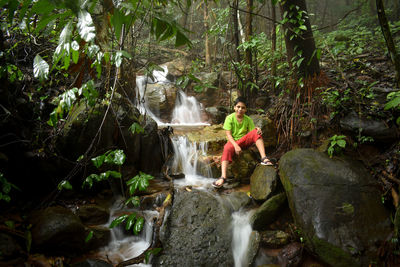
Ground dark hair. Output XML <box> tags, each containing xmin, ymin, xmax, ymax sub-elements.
<box><xmin>234</xmin><ymin>96</ymin><xmax>247</xmax><ymax>106</ymax></box>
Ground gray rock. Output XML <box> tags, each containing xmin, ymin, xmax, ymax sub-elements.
<box><xmin>250</xmin><ymin>115</ymin><xmax>277</xmax><ymax>147</ymax></box>
<box><xmin>250</xmin><ymin>165</ymin><xmax>278</xmax><ymax>201</ymax></box>
<box><xmin>76</xmin><ymin>204</ymin><xmax>109</xmax><ymax>225</ymax></box>
<box><xmin>340</xmin><ymin>111</ymin><xmax>398</xmax><ymax>142</ymax></box>
<box><xmin>153</xmin><ymin>189</ymin><xmax>234</xmax><ymax>266</ymax></box>
<box><xmin>30</xmin><ymin>206</ymin><xmax>86</xmax><ymax>255</ymax></box>
<box><xmin>279</xmin><ymin>148</ymin><xmax>391</xmax><ymax>267</ymax></box>
<box><xmin>144</xmin><ymin>83</ymin><xmax>178</xmax><ymax>120</ymax></box>
<box><xmin>247</xmin><ymin>231</ymin><xmax>261</xmax><ymax>266</ymax></box>
<box><xmin>250</xmin><ymin>193</ymin><xmax>287</xmax><ymax>231</ymax></box>
<box><xmin>259</xmin><ymin>230</ymin><xmax>291</xmax><ymax>248</ymax></box>
<box><xmin>0</xmin><ymin>233</ymin><xmax>22</xmax><ymax>260</ymax></box>
<box><xmin>70</xmin><ymin>258</ymin><xmax>113</xmax><ymax>267</ymax></box>
<box><xmin>85</xmin><ymin>226</ymin><xmax>111</xmax><ymax>251</ymax></box>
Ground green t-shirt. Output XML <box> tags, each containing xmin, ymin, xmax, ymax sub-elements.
<box><xmin>223</xmin><ymin>113</ymin><xmax>255</xmax><ymax>140</ymax></box>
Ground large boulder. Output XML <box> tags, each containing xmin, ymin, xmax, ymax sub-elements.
<box><xmin>250</xmin><ymin>114</ymin><xmax>277</xmax><ymax>147</ymax></box>
<box><xmin>30</xmin><ymin>206</ymin><xmax>86</xmax><ymax>255</ymax></box>
<box><xmin>153</xmin><ymin>189</ymin><xmax>234</xmax><ymax>266</ymax></box>
<box><xmin>279</xmin><ymin>149</ymin><xmax>391</xmax><ymax>266</ymax></box>
<box><xmin>143</xmin><ymin>83</ymin><xmax>178</xmax><ymax>121</ymax></box>
<box><xmin>340</xmin><ymin>111</ymin><xmax>398</xmax><ymax>142</ymax></box>
<box><xmin>250</xmin><ymin>165</ymin><xmax>278</xmax><ymax>201</ymax></box>
<box><xmin>75</xmin><ymin>204</ymin><xmax>109</xmax><ymax>225</ymax></box>
<box><xmin>250</xmin><ymin>193</ymin><xmax>287</xmax><ymax>231</ymax></box>
<box><xmin>56</xmin><ymin>93</ymin><xmax>163</xmax><ymax>175</ymax></box>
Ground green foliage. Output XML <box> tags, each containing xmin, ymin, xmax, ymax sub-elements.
<box><xmin>385</xmin><ymin>91</ymin><xmax>400</xmax><ymax>125</ymax></box>
<box><xmin>33</xmin><ymin>54</ymin><xmax>49</xmax><ymax>82</ymax></box>
<box><xmin>145</xmin><ymin>247</ymin><xmax>162</xmax><ymax>263</ymax></box>
<box><xmin>0</xmin><ymin>172</ymin><xmax>19</xmax><ymax>202</ymax></box>
<box><xmin>85</xmin><ymin>230</ymin><xmax>93</xmax><ymax>243</ymax></box>
<box><xmin>327</xmin><ymin>135</ymin><xmax>347</xmax><ymax>158</ymax></box>
<box><xmin>129</xmin><ymin>122</ymin><xmax>145</xmax><ymax>135</ymax></box>
<box><xmin>48</xmin><ymin>80</ymin><xmax>99</xmax><ymax>127</ymax></box>
<box><xmin>0</xmin><ymin>64</ymin><xmax>24</xmax><ymax>83</ymax></box>
<box><xmin>57</xmin><ymin>180</ymin><xmax>73</xmax><ymax>191</ymax></box>
<box><xmin>126</xmin><ymin>171</ymin><xmax>154</xmax><ymax>194</ymax></box>
<box><xmin>151</xmin><ymin>15</ymin><xmax>192</xmax><ymax>48</ymax></box>
<box><xmin>319</xmin><ymin>87</ymin><xmax>350</xmax><ymax>119</ymax></box>
<box><xmin>109</xmin><ymin>172</ymin><xmax>154</xmax><ymax>235</ymax></box>
<box><xmin>175</xmin><ymin>61</ymin><xmax>217</xmax><ymax>93</ymax></box>
<box><xmin>91</xmin><ymin>149</ymin><xmax>126</xmax><ymax>168</ymax></box>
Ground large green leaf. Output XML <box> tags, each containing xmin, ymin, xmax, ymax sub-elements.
<box><xmin>110</xmin><ymin>214</ymin><xmax>128</xmax><ymax>228</ymax></box>
<box><xmin>111</xmin><ymin>8</ymin><xmax>124</xmax><ymax>41</ymax></box>
<box><xmin>133</xmin><ymin>216</ymin><xmax>144</xmax><ymax>235</ymax></box>
<box><xmin>55</xmin><ymin>21</ymin><xmax>73</xmax><ymax>58</ymax></box>
<box><xmin>19</xmin><ymin>0</ymin><xmax>33</xmax><ymax>22</ymax></box>
<box><xmin>33</xmin><ymin>54</ymin><xmax>49</xmax><ymax>81</ymax></box>
<box><xmin>91</xmin><ymin>153</ymin><xmax>105</xmax><ymax>168</ymax></box>
<box><xmin>57</xmin><ymin>180</ymin><xmax>73</xmax><ymax>191</ymax></box>
<box><xmin>125</xmin><ymin>213</ymin><xmax>137</xmax><ymax>230</ymax></box>
<box><xmin>77</xmin><ymin>10</ymin><xmax>95</xmax><ymax>42</ymax></box>
<box><xmin>125</xmin><ymin>196</ymin><xmax>140</xmax><ymax>207</ymax></box>
<box><xmin>104</xmin><ymin>149</ymin><xmax>126</xmax><ymax>166</ymax></box>
<box><xmin>384</xmin><ymin>96</ymin><xmax>400</xmax><ymax>110</ymax></box>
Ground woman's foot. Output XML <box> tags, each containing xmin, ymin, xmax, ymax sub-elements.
<box><xmin>260</xmin><ymin>157</ymin><xmax>274</xmax><ymax>166</ymax></box>
<box><xmin>212</xmin><ymin>177</ymin><xmax>226</xmax><ymax>188</ymax></box>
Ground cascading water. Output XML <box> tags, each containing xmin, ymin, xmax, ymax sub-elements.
<box><xmin>231</xmin><ymin>210</ymin><xmax>254</xmax><ymax>267</ymax></box>
<box><xmin>170</xmin><ymin>135</ymin><xmax>215</xmax><ymax>188</ymax></box>
<box><xmin>171</xmin><ymin>90</ymin><xmax>204</xmax><ymax>124</ymax></box>
<box><xmin>102</xmin><ymin>65</ymin><xmax>254</xmax><ymax>266</ymax></box>
<box><xmin>97</xmin><ymin>199</ymin><xmax>157</xmax><ymax>266</ymax></box>
<box><xmin>134</xmin><ymin>65</ymin><xmax>170</xmax><ymax>124</ymax></box>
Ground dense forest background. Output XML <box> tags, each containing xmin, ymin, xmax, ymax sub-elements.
<box><xmin>0</xmin><ymin>0</ymin><xmax>400</xmax><ymax>265</ymax></box>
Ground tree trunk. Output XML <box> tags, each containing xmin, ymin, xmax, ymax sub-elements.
<box><xmin>279</xmin><ymin>0</ymin><xmax>320</xmax><ymax>78</ymax></box>
<box><xmin>180</xmin><ymin>1</ymin><xmax>191</xmax><ymax>29</ymax></box>
<box><xmin>270</xmin><ymin>0</ymin><xmax>277</xmax><ymax>94</ymax></box>
<box><xmin>376</xmin><ymin>0</ymin><xmax>400</xmax><ymax>87</ymax></box>
<box><xmin>393</xmin><ymin>0</ymin><xmax>400</xmax><ymax>20</ymax></box>
<box><xmin>321</xmin><ymin>0</ymin><xmax>328</xmax><ymax>28</ymax></box>
<box><xmin>204</xmin><ymin>2</ymin><xmax>212</xmax><ymax>67</ymax></box>
<box><xmin>231</xmin><ymin>0</ymin><xmax>241</xmax><ymax>62</ymax></box>
<box><xmin>244</xmin><ymin>0</ymin><xmax>253</xmax><ymax>103</ymax></box>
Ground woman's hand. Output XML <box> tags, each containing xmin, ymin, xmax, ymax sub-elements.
<box><xmin>256</xmin><ymin>127</ymin><xmax>262</xmax><ymax>135</ymax></box>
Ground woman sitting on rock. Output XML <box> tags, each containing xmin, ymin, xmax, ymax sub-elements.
<box><xmin>212</xmin><ymin>97</ymin><xmax>273</xmax><ymax>188</ymax></box>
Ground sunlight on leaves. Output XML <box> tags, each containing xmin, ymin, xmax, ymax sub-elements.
<box><xmin>77</xmin><ymin>10</ymin><xmax>95</xmax><ymax>42</ymax></box>
<box><xmin>33</xmin><ymin>54</ymin><xmax>49</xmax><ymax>81</ymax></box>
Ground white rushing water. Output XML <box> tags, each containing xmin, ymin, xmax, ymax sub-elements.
<box><xmin>102</xmin><ymin>64</ymin><xmax>255</xmax><ymax>266</ymax></box>
<box><xmin>135</xmin><ymin>65</ymin><xmax>209</xmax><ymax>127</ymax></box>
<box><xmin>170</xmin><ymin>135</ymin><xmax>215</xmax><ymax>188</ymax></box>
<box><xmin>232</xmin><ymin>210</ymin><xmax>254</xmax><ymax>267</ymax></box>
<box><xmin>98</xmin><ymin>199</ymin><xmax>158</xmax><ymax>266</ymax></box>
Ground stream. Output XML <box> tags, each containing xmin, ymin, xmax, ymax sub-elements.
<box><xmin>98</xmin><ymin>67</ymin><xmax>254</xmax><ymax>266</ymax></box>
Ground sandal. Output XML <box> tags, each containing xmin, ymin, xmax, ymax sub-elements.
<box><xmin>260</xmin><ymin>157</ymin><xmax>274</xmax><ymax>166</ymax></box>
<box><xmin>212</xmin><ymin>177</ymin><xmax>226</xmax><ymax>189</ymax></box>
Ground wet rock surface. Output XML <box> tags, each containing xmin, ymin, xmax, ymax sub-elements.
<box><xmin>279</xmin><ymin>148</ymin><xmax>392</xmax><ymax>267</ymax></box>
<box><xmin>153</xmin><ymin>189</ymin><xmax>234</xmax><ymax>266</ymax></box>
<box><xmin>30</xmin><ymin>206</ymin><xmax>87</xmax><ymax>255</ymax></box>
<box><xmin>250</xmin><ymin>165</ymin><xmax>278</xmax><ymax>201</ymax></box>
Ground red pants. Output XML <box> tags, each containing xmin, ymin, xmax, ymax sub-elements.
<box><xmin>221</xmin><ymin>129</ymin><xmax>262</xmax><ymax>162</ymax></box>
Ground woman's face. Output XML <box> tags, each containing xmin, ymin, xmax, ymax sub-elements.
<box><xmin>234</xmin><ymin>101</ymin><xmax>247</xmax><ymax>117</ymax></box>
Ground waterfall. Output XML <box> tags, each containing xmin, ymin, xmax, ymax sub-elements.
<box><xmin>135</xmin><ymin>65</ymin><xmax>209</xmax><ymax>127</ymax></box>
<box><xmin>98</xmin><ymin>199</ymin><xmax>157</xmax><ymax>266</ymax></box>
<box><xmin>232</xmin><ymin>210</ymin><xmax>254</xmax><ymax>267</ymax></box>
<box><xmin>170</xmin><ymin>135</ymin><xmax>215</xmax><ymax>188</ymax></box>
<box><xmin>134</xmin><ymin>65</ymin><xmax>170</xmax><ymax>124</ymax></box>
<box><xmin>171</xmin><ymin>90</ymin><xmax>204</xmax><ymax>124</ymax></box>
